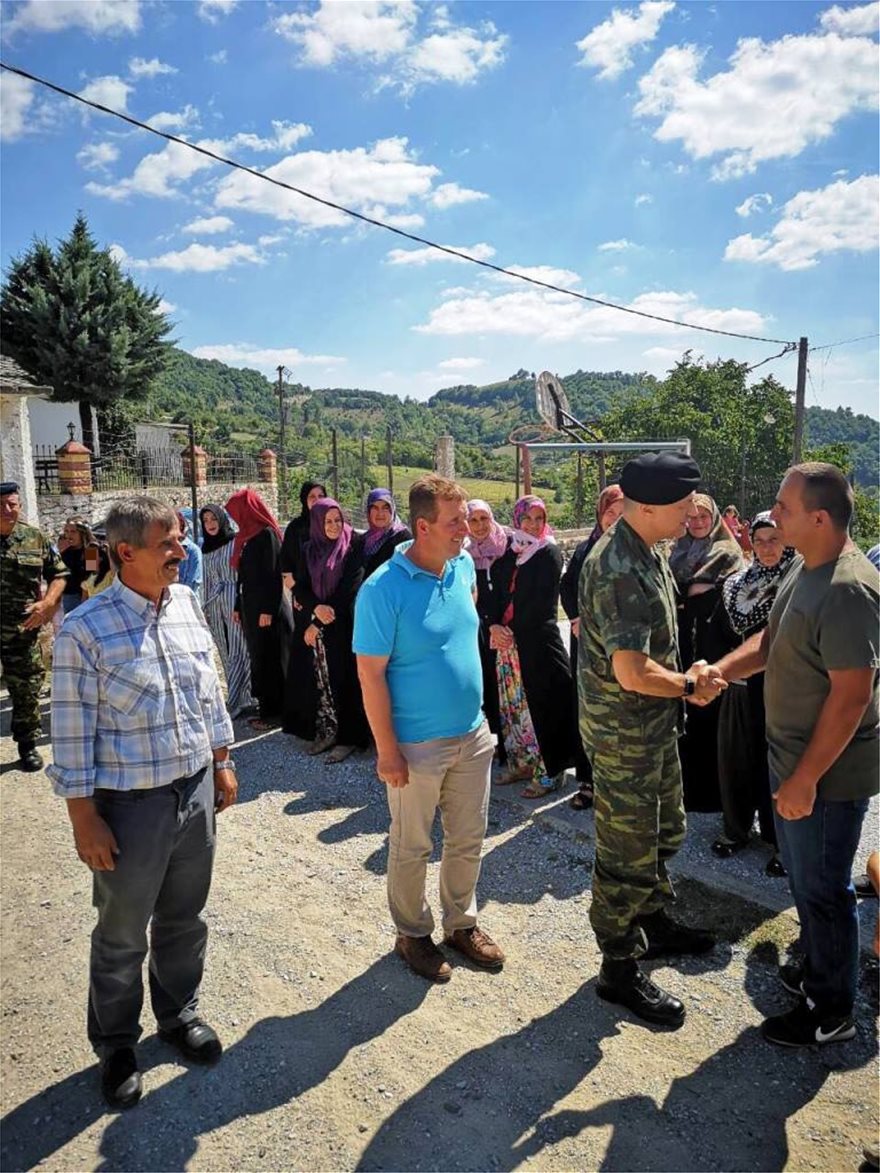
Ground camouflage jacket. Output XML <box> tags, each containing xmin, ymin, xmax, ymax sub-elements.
<box><xmin>577</xmin><ymin>517</ymin><xmax>682</xmax><ymax>738</ymax></box>
<box><xmin>0</xmin><ymin>522</ymin><xmax>68</xmax><ymax>631</ymax></box>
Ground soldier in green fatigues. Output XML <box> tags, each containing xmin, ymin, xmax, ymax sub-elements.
<box><xmin>578</xmin><ymin>453</ymin><xmax>726</xmax><ymax>1028</ymax></box>
<box><xmin>0</xmin><ymin>483</ymin><xmax>69</xmax><ymax>771</ymax></box>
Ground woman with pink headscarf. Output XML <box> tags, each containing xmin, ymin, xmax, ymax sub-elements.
<box><xmin>466</xmin><ymin>499</ymin><xmax>513</xmax><ymax>760</ymax></box>
<box><xmin>488</xmin><ymin>495</ymin><xmax>576</xmax><ymax>798</ymax></box>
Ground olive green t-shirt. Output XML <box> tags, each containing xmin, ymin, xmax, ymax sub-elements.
<box><xmin>764</xmin><ymin>549</ymin><xmax>879</xmax><ymax>801</ymax></box>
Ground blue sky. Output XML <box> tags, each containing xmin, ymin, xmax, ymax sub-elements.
<box><xmin>1</xmin><ymin>0</ymin><xmax>878</xmax><ymax>417</ymax></box>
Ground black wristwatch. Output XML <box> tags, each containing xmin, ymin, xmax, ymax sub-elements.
<box><xmin>682</xmin><ymin>675</ymin><xmax>696</xmax><ymax>697</ymax></box>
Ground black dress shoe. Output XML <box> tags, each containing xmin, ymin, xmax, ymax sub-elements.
<box><xmin>17</xmin><ymin>743</ymin><xmax>43</xmax><ymax>772</ymax></box>
<box><xmin>765</xmin><ymin>854</ymin><xmax>787</xmax><ymax>877</ymax></box>
<box><xmin>640</xmin><ymin>909</ymin><xmax>715</xmax><ymax>958</ymax></box>
<box><xmin>711</xmin><ymin>837</ymin><xmax>746</xmax><ymax>859</ymax></box>
<box><xmin>100</xmin><ymin>1047</ymin><xmax>142</xmax><ymax>1108</ymax></box>
<box><xmin>597</xmin><ymin>958</ymin><xmax>686</xmax><ymax>1028</ymax></box>
<box><xmin>158</xmin><ymin>1018</ymin><xmax>222</xmax><ymax>1064</ymax></box>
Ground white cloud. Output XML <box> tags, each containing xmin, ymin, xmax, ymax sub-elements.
<box><xmin>634</xmin><ymin>193</ymin><xmax>653</xmax><ymax>205</ymax></box>
<box><xmin>147</xmin><ymin>105</ymin><xmax>200</xmax><ymax>132</ymax></box>
<box><xmin>129</xmin><ymin>56</ymin><xmax>177</xmax><ymax>78</ymax></box>
<box><xmin>643</xmin><ymin>345</ymin><xmax>683</xmax><ymax>361</ymax></box>
<box><xmin>78</xmin><ymin>75</ymin><xmax>132</xmax><ymax>113</ymax></box>
<box><xmin>198</xmin><ymin>0</ymin><xmax>238</xmax><ymax>22</ymax></box>
<box><xmin>724</xmin><ymin>174</ymin><xmax>879</xmax><ymax>271</ymax></box>
<box><xmin>204</xmin><ymin>121</ymin><xmax>313</xmax><ymax>154</ymax></box>
<box><xmin>258</xmin><ymin>234</ymin><xmax>285</xmax><ymax>246</ymax></box>
<box><xmin>437</xmin><ymin>357</ymin><xmax>485</xmax><ymax>371</ymax></box>
<box><xmin>428</xmin><ymin>181</ymin><xmax>488</xmax><ymax>209</ymax></box>
<box><xmin>498</xmin><ymin>265</ymin><xmax>583</xmax><ymax>286</ymax></box>
<box><xmin>576</xmin><ymin>1</ymin><xmax>676</xmax><ymax>80</ymax></box>
<box><xmin>0</xmin><ymin>72</ymin><xmax>35</xmax><ymax>141</ymax></box>
<box><xmin>819</xmin><ymin>2</ymin><xmax>879</xmax><ymax>36</ymax></box>
<box><xmin>208</xmin><ymin>49</ymin><xmax>228</xmax><ymax>64</ymax></box>
<box><xmin>598</xmin><ymin>238</ymin><xmax>636</xmax><ymax>251</ymax></box>
<box><xmin>216</xmin><ymin>136</ymin><xmax>439</xmax><ymax>227</ymax></box>
<box><xmin>735</xmin><ymin>192</ymin><xmax>773</xmax><ymax>217</ymax></box>
<box><xmin>112</xmin><ymin>241</ymin><xmax>265</xmax><ymax>273</ymax></box>
<box><xmin>414</xmin><ymin>286</ymin><xmax>767</xmax><ymax>342</ymax></box>
<box><xmin>387</xmin><ymin>242</ymin><xmax>495</xmax><ymax>266</ymax></box>
<box><xmin>635</xmin><ymin>32</ymin><xmax>879</xmax><ymax>180</ymax></box>
<box><xmin>274</xmin><ymin>1</ymin><xmax>506</xmax><ymax>92</ymax></box>
<box><xmin>182</xmin><ymin>215</ymin><xmax>234</xmax><ymax>235</ymax></box>
<box><xmin>86</xmin><ymin>139</ymin><xmax>218</xmax><ymax>200</ymax></box>
<box><xmin>380</xmin><ymin>211</ymin><xmax>426</xmax><ymax>229</ymax></box>
<box><xmin>156</xmin><ymin>298</ymin><xmax>177</xmax><ymax>315</ymax></box>
<box><xmin>4</xmin><ymin>0</ymin><xmax>140</xmax><ymax>36</ymax></box>
<box><xmin>77</xmin><ymin>140</ymin><xmax>120</xmax><ymax>170</ymax></box>
<box><xmin>190</xmin><ymin>343</ymin><xmax>346</xmax><ymax>375</ymax></box>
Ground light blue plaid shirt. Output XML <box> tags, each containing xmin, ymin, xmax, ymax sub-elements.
<box><xmin>48</xmin><ymin>577</ymin><xmax>234</xmax><ymax>799</ymax></box>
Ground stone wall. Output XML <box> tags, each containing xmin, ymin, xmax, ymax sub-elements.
<box><xmin>37</xmin><ymin>481</ymin><xmax>278</xmax><ymax>538</ymax></box>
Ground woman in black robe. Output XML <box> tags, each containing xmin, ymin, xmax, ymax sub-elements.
<box><xmin>559</xmin><ymin>483</ymin><xmax>625</xmax><ymax>809</ymax></box>
<box><xmin>294</xmin><ymin>498</ymin><xmax>369</xmax><ymax>762</ymax></box>
<box><xmin>489</xmin><ymin>495</ymin><xmax>576</xmax><ymax>798</ymax></box>
<box><xmin>226</xmin><ymin>488</ymin><xmax>292</xmax><ymax>731</ymax></box>
<box><xmin>670</xmin><ymin>493</ymin><xmax>744</xmax><ymax>812</ymax></box>
<box><xmin>465</xmin><ymin>499</ymin><xmax>513</xmax><ymax>767</ymax></box>
<box><xmin>281</xmin><ymin>480</ymin><xmax>326</xmax><ymax>738</ymax></box>
<box><xmin>361</xmin><ymin>488</ymin><xmax>411</xmax><ymax>581</ymax></box>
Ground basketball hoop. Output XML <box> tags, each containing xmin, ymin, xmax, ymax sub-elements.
<box><xmin>535</xmin><ymin>371</ymin><xmax>571</xmax><ymax>431</ymax></box>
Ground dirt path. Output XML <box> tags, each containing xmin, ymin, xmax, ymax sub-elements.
<box><xmin>1</xmin><ymin>695</ymin><xmax>877</xmax><ymax>1172</ymax></box>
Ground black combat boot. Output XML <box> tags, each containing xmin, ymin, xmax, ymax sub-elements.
<box><xmin>640</xmin><ymin>909</ymin><xmax>715</xmax><ymax>958</ymax></box>
<box><xmin>596</xmin><ymin>957</ymin><xmax>686</xmax><ymax>1028</ymax></box>
<box><xmin>17</xmin><ymin>742</ymin><xmax>43</xmax><ymax>772</ymax></box>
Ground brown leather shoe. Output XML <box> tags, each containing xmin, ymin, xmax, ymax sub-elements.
<box><xmin>444</xmin><ymin>926</ymin><xmax>505</xmax><ymax>970</ymax></box>
<box><xmin>394</xmin><ymin>934</ymin><xmax>452</xmax><ymax>983</ymax></box>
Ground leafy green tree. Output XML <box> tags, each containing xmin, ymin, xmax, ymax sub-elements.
<box><xmin>1</xmin><ymin>213</ymin><xmax>171</xmax><ymax>451</ymax></box>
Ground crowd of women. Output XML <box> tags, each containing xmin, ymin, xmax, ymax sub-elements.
<box><xmin>54</xmin><ymin>477</ymin><xmax>800</xmax><ymax>868</ymax></box>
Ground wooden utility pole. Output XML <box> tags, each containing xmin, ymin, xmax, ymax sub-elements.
<box><xmin>360</xmin><ymin>434</ymin><xmax>366</xmax><ymax>499</ymax></box>
<box><xmin>575</xmin><ymin>451</ymin><xmax>584</xmax><ymax>526</ymax></box>
<box><xmin>276</xmin><ymin>365</ymin><xmax>287</xmax><ymax>513</ymax></box>
<box><xmin>792</xmin><ymin>336</ymin><xmax>808</xmax><ymax>463</ymax></box>
<box><xmin>385</xmin><ymin>427</ymin><xmax>393</xmax><ymax>494</ymax></box>
<box><xmin>187</xmin><ymin>420</ymin><xmax>199</xmax><ymax>545</ymax></box>
<box><xmin>331</xmin><ymin>427</ymin><xmax>339</xmax><ymax>499</ymax></box>
<box><xmin>597</xmin><ymin>450</ymin><xmax>607</xmax><ymax>492</ymax></box>
<box><xmin>515</xmin><ymin>445</ymin><xmax>521</xmax><ymax>500</ymax></box>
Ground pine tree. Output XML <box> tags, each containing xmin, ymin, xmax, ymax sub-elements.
<box><xmin>1</xmin><ymin>213</ymin><xmax>172</xmax><ymax>451</ymax></box>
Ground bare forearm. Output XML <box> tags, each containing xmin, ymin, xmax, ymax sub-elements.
<box><xmin>44</xmin><ymin>578</ymin><xmax>67</xmax><ymax>608</ymax></box>
<box><xmin>615</xmin><ymin>656</ymin><xmax>686</xmax><ymax>698</ymax></box>
<box><xmin>358</xmin><ymin>670</ymin><xmax>398</xmax><ymax>753</ymax></box>
<box><xmin>715</xmin><ymin>630</ymin><xmax>766</xmax><ymax>681</ymax></box>
<box><xmin>790</xmin><ymin>695</ymin><xmax>871</xmax><ymax>788</ymax></box>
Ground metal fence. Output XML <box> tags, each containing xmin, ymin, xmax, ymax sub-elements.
<box><xmin>33</xmin><ymin>445</ymin><xmax>262</xmax><ymax>494</ymax></box>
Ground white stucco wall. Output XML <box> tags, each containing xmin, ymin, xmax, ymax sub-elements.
<box><xmin>0</xmin><ymin>393</ymin><xmax>40</xmax><ymax>525</ymax></box>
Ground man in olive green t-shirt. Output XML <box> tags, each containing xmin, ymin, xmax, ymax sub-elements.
<box><xmin>713</xmin><ymin>462</ymin><xmax>878</xmax><ymax>1049</ymax></box>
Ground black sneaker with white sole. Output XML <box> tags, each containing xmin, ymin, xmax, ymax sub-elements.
<box><xmin>761</xmin><ymin>999</ymin><xmax>855</xmax><ymax>1048</ymax></box>
<box><xmin>779</xmin><ymin>961</ymin><xmax>805</xmax><ymax>996</ymax></box>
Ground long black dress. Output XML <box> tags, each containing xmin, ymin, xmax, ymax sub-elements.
<box><xmin>293</xmin><ymin>534</ymin><xmax>370</xmax><ymax>748</ymax></box>
<box><xmin>490</xmin><ymin>543</ymin><xmax>577</xmax><ymax>779</ymax></box>
<box><xmin>677</xmin><ymin>587</ymin><xmax>738</xmax><ymax>812</ymax></box>
<box><xmin>361</xmin><ymin>527</ymin><xmax>412</xmax><ymax>582</ymax></box>
<box><xmin>473</xmin><ymin>536</ymin><xmax>512</xmax><ymax>762</ymax></box>
<box><xmin>235</xmin><ymin>527</ymin><xmax>291</xmax><ymax>723</ymax></box>
<box><xmin>559</xmin><ymin>538</ymin><xmax>595</xmax><ymax>787</ymax></box>
<box><xmin>281</xmin><ymin>516</ymin><xmax>315</xmax><ymax>737</ymax></box>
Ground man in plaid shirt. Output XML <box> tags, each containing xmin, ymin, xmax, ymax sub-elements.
<box><xmin>49</xmin><ymin>497</ymin><xmax>237</xmax><ymax>1109</ymax></box>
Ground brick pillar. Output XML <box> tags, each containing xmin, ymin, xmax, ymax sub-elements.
<box><xmin>56</xmin><ymin>438</ymin><xmax>93</xmax><ymax>495</ymax></box>
<box><xmin>182</xmin><ymin>444</ymin><xmax>207</xmax><ymax>488</ymax></box>
<box><xmin>258</xmin><ymin>448</ymin><xmax>277</xmax><ymax>483</ymax></box>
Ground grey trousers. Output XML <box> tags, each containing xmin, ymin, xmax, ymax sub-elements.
<box><xmin>87</xmin><ymin>767</ymin><xmax>215</xmax><ymax>1055</ymax></box>
<box><xmin>387</xmin><ymin>721</ymin><xmax>494</xmax><ymax>938</ymax></box>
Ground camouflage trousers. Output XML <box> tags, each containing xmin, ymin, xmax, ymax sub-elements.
<box><xmin>0</xmin><ymin>628</ymin><xmax>45</xmax><ymax>746</ymax></box>
<box><xmin>587</xmin><ymin>728</ymin><xmax>686</xmax><ymax>960</ymax></box>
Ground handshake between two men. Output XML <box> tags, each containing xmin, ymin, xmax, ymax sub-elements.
<box><xmin>684</xmin><ymin>659</ymin><xmax>728</xmax><ymax>707</ymax></box>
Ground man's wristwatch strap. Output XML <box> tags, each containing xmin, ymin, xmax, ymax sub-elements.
<box><xmin>682</xmin><ymin>675</ymin><xmax>696</xmax><ymax>697</ymax></box>
<box><xmin>214</xmin><ymin>759</ymin><xmax>237</xmax><ymax>772</ymax></box>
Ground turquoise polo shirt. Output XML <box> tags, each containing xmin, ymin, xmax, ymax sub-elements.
<box><xmin>353</xmin><ymin>540</ymin><xmax>483</xmax><ymax>744</ymax></box>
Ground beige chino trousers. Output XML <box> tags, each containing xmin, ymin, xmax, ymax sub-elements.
<box><xmin>387</xmin><ymin>721</ymin><xmax>495</xmax><ymax>938</ymax></box>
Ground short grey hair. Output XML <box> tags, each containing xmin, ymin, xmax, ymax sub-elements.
<box><xmin>105</xmin><ymin>497</ymin><xmax>178</xmax><ymax>569</ymax></box>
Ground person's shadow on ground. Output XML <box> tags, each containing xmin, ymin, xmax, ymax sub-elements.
<box><xmin>0</xmin><ymin>955</ymin><xmax>431</xmax><ymax>1173</ymax></box>
<box><xmin>359</xmin><ymin>941</ymin><xmax>878</xmax><ymax>1172</ymax></box>
<box><xmin>0</xmin><ymin>694</ymin><xmax>51</xmax><ymax>774</ymax></box>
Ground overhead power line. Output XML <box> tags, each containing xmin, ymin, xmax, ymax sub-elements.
<box><xmin>1</xmin><ymin>60</ymin><xmax>802</xmax><ymax>350</ymax></box>
<box><xmin>808</xmin><ymin>332</ymin><xmax>880</xmax><ymax>353</ymax></box>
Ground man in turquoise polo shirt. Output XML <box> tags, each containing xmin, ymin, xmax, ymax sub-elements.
<box><xmin>355</xmin><ymin>474</ymin><xmax>504</xmax><ymax>982</ymax></box>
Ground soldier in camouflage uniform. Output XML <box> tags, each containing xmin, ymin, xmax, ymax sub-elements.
<box><xmin>578</xmin><ymin>453</ymin><xmax>726</xmax><ymax>1028</ymax></box>
<box><xmin>0</xmin><ymin>483</ymin><xmax>69</xmax><ymax>771</ymax></box>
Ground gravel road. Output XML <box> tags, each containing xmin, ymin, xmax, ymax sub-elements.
<box><xmin>1</xmin><ymin>691</ymin><xmax>878</xmax><ymax>1172</ymax></box>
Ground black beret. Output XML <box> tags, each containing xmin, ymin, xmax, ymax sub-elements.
<box><xmin>620</xmin><ymin>452</ymin><xmax>701</xmax><ymax>505</ymax></box>
<box><xmin>0</xmin><ymin>482</ymin><xmax>20</xmax><ymax>496</ymax></box>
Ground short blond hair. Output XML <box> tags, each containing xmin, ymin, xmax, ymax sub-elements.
<box><xmin>409</xmin><ymin>474</ymin><xmax>468</xmax><ymax>528</ymax></box>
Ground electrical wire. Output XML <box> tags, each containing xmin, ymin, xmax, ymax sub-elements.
<box><xmin>809</xmin><ymin>332</ymin><xmax>880</xmax><ymax>352</ymax></box>
<box><xmin>744</xmin><ymin>342</ymin><xmax>798</xmax><ymax>372</ymax></box>
<box><xmin>1</xmin><ymin>60</ymin><xmax>799</xmax><ymax>349</ymax></box>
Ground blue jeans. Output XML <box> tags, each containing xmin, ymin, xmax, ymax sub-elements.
<box><xmin>771</xmin><ymin>771</ymin><xmax>868</xmax><ymax>1017</ymax></box>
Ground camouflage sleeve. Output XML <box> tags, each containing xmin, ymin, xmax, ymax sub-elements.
<box><xmin>582</xmin><ymin>562</ymin><xmax>653</xmax><ymax>658</ymax></box>
<box><xmin>42</xmin><ymin>534</ymin><xmax>69</xmax><ymax>584</ymax></box>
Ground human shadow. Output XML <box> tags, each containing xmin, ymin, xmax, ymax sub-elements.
<box><xmin>1</xmin><ymin>955</ymin><xmax>431</xmax><ymax>1172</ymax></box>
<box><xmin>0</xmin><ymin>696</ymin><xmax>52</xmax><ymax>774</ymax></box>
<box><xmin>508</xmin><ymin>941</ymin><xmax>877</xmax><ymax>1172</ymax></box>
<box><xmin>357</xmin><ymin>978</ymin><xmax>619</xmax><ymax>1171</ymax></box>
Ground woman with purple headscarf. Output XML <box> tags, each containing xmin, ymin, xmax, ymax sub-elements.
<box><xmin>489</xmin><ymin>495</ymin><xmax>577</xmax><ymax>798</ymax></box>
<box><xmin>292</xmin><ymin>498</ymin><xmax>369</xmax><ymax>761</ymax></box>
<box><xmin>362</xmin><ymin>488</ymin><xmax>411</xmax><ymax>581</ymax></box>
